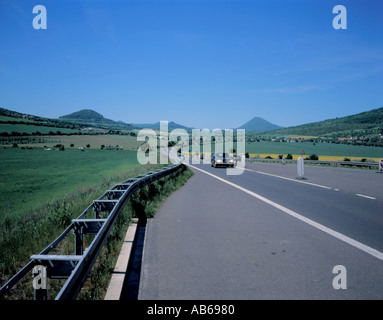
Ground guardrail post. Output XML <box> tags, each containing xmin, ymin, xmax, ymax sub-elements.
<box><xmin>94</xmin><ymin>205</ymin><xmax>101</xmax><ymax>219</ymax></box>
<box><xmin>74</xmin><ymin>225</ymin><xmax>84</xmax><ymax>256</ymax></box>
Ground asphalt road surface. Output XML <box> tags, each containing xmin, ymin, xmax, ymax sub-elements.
<box><xmin>138</xmin><ymin>161</ymin><xmax>383</xmax><ymax>299</ymax></box>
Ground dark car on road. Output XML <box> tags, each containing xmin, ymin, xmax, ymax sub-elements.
<box><xmin>211</xmin><ymin>152</ymin><xmax>235</xmax><ymax>168</ymax></box>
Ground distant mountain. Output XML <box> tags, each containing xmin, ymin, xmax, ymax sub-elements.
<box><xmin>262</xmin><ymin>106</ymin><xmax>383</xmax><ymax>137</ymax></box>
<box><xmin>133</xmin><ymin>121</ymin><xmax>192</xmax><ymax>131</ymax></box>
<box><xmin>60</xmin><ymin>109</ymin><xmax>134</xmax><ymax>130</ymax></box>
<box><xmin>237</xmin><ymin>117</ymin><xmax>282</xmax><ymax>132</ymax></box>
<box><xmin>60</xmin><ymin>109</ymin><xmax>114</xmax><ymax>124</ymax></box>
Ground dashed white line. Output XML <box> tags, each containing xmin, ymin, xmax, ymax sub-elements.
<box><xmin>188</xmin><ymin>164</ymin><xmax>383</xmax><ymax>261</ymax></box>
<box><xmin>245</xmin><ymin>168</ymin><xmax>377</xmax><ymax>200</ymax></box>
<box><xmin>244</xmin><ymin>168</ymin><xmax>332</xmax><ymax>190</ymax></box>
<box><xmin>356</xmin><ymin>194</ymin><xmax>376</xmax><ymax>200</ymax></box>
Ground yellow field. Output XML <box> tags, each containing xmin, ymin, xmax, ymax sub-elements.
<box><xmin>249</xmin><ymin>154</ymin><xmax>382</xmax><ymax>162</ymax></box>
<box><xmin>183</xmin><ymin>152</ymin><xmax>382</xmax><ymax>162</ymax></box>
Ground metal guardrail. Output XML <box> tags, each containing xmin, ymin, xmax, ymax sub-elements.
<box><xmin>0</xmin><ymin>163</ymin><xmax>183</xmax><ymax>300</ymax></box>
<box><xmin>247</xmin><ymin>158</ymin><xmax>379</xmax><ymax>168</ymax></box>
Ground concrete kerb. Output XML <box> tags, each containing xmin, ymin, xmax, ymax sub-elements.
<box><xmin>104</xmin><ymin>218</ymin><xmax>138</xmax><ymax>300</ymax></box>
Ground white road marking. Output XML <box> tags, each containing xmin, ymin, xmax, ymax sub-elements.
<box><xmin>244</xmin><ymin>168</ymin><xmax>332</xmax><ymax>190</ymax></box>
<box><xmin>356</xmin><ymin>194</ymin><xmax>376</xmax><ymax>200</ymax></box>
<box><xmin>245</xmin><ymin>168</ymin><xmax>377</xmax><ymax>200</ymax></box>
<box><xmin>188</xmin><ymin>164</ymin><xmax>383</xmax><ymax>261</ymax></box>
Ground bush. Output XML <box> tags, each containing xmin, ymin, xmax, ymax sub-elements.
<box><xmin>286</xmin><ymin>153</ymin><xmax>293</xmax><ymax>160</ymax></box>
<box><xmin>308</xmin><ymin>154</ymin><xmax>319</xmax><ymax>160</ymax></box>
<box><xmin>344</xmin><ymin>158</ymin><xmax>351</xmax><ymax>161</ymax></box>
<box><xmin>245</xmin><ymin>152</ymin><xmax>250</xmax><ymax>158</ymax></box>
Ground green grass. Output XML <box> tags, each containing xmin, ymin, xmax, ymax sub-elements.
<box><xmin>243</xmin><ymin>141</ymin><xmax>383</xmax><ymax>158</ymax></box>
<box><xmin>1</xmin><ymin>134</ymin><xmax>143</xmax><ymax>150</ymax></box>
<box><xmin>0</xmin><ymin>116</ymin><xmax>39</xmax><ymax>123</ymax></box>
<box><xmin>0</xmin><ymin>123</ymin><xmax>81</xmax><ymax>134</ymax></box>
<box><xmin>77</xmin><ymin>165</ymin><xmax>194</xmax><ymax>300</ymax></box>
<box><xmin>0</xmin><ymin>148</ymin><xmax>140</xmax><ymax>225</ymax></box>
<box><xmin>0</xmin><ymin>156</ymin><xmax>193</xmax><ymax>299</ymax></box>
<box><xmin>212</xmin><ymin>141</ymin><xmax>383</xmax><ymax>159</ymax></box>
<box><xmin>0</xmin><ymin>147</ymin><xmax>185</xmax><ymax>284</ymax></box>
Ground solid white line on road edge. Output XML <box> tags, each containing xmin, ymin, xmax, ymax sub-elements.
<box><xmin>356</xmin><ymin>194</ymin><xmax>377</xmax><ymax>200</ymax></box>
<box><xmin>188</xmin><ymin>164</ymin><xmax>383</xmax><ymax>262</ymax></box>
<box><xmin>244</xmin><ymin>168</ymin><xmax>332</xmax><ymax>190</ymax></box>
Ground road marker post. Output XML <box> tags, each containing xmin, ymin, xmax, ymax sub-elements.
<box><xmin>378</xmin><ymin>159</ymin><xmax>383</xmax><ymax>173</ymax></box>
<box><xmin>297</xmin><ymin>157</ymin><xmax>305</xmax><ymax>180</ymax></box>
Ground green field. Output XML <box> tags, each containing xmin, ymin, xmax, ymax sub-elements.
<box><xmin>210</xmin><ymin>141</ymin><xmax>383</xmax><ymax>159</ymax></box>
<box><xmin>0</xmin><ymin>144</ymin><xmax>188</xmax><ymax>281</ymax></box>
<box><xmin>243</xmin><ymin>141</ymin><xmax>383</xmax><ymax>159</ymax></box>
<box><xmin>1</xmin><ymin>134</ymin><xmax>143</xmax><ymax>150</ymax></box>
<box><xmin>0</xmin><ymin>148</ymin><xmax>141</xmax><ymax>224</ymax></box>
<box><xmin>209</xmin><ymin>140</ymin><xmax>383</xmax><ymax>160</ymax></box>
<box><xmin>0</xmin><ymin>123</ymin><xmax>81</xmax><ymax>135</ymax></box>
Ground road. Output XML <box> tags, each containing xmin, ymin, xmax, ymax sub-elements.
<box><xmin>137</xmin><ymin>161</ymin><xmax>383</xmax><ymax>299</ymax></box>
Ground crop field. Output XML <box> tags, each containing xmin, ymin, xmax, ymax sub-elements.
<box><xmin>243</xmin><ymin>141</ymin><xmax>383</xmax><ymax>160</ymax></box>
<box><xmin>0</xmin><ymin>134</ymin><xmax>143</xmax><ymax>150</ymax></box>
<box><xmin>0</xmin><ymin>123</ymin><xmax>82</xmax><ymax>135</ymax></box>
<box><xmin>33</xmin><ymin>134</ymin><xmax>143</xmax><ymax>150</ymax></box>
<box><xmin>0</xmin><ymin>148</ymin><xmax>141</xmax><ymax>225</ymax></box>
<box><xmin>205</xmin><ymin>141</ymin><xmax>383</xmax><ymax>161</ymax></box>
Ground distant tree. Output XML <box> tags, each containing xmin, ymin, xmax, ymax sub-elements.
<box><xmin>70</xmin><ymin>143</ymin><xmax>74</xmax><ymax>147</ymax></box>
<box><xmin>12</xmin><ymin>143</ymin><xmax>18</xmax><ymax>148</ymax></box>
<box><xmin>54</xmin><ymin>144</ymin><xmax>65</xmax><ymax>151</ymax></box>
<box><xmin>86</xmin><ymin>144</ymin><xmax>90</xmax><ymax>148</ymax></box>
<box><xmin>307</xmin><ymin>154</ymin><xmax>319</xmax><ymax>160</ymax></box>
<box><xmin>101</xmin><ymin>144</ymin><xmax>105</xmax><ymax>149</ymax></box>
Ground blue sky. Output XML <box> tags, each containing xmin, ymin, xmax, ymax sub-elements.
<box><xmin>1</xmin><ymin>0</ymin><xmax>382</xmax><ymax>129</ymax></box>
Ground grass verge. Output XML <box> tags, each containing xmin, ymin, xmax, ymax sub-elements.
<box><xmin>0</xmin><ymin>164</ymin><xmax>193</xmax><ymax>300</ymax></box>
<box><xmin>77</xmin><ymin>164</ymin><xmax>193</xmax><ymax>300</ymax></box>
